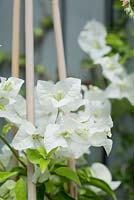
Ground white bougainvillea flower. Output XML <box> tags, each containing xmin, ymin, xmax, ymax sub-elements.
<box><xmin>35</xmin><ymin>93</ymin><xmax>58</xmax><ymax>133</ymax></box>
<box><xmin>44</xmin><ymin>111</ymin><xmax>113</xmax><ymax>158</ymax></box>
<box><xmin>0</xmin><ymin>145</ymin><xmax>12</xmax><ymax>168</ymax></box>
<box><xmin>80</xmin><ymin>20</ymin><xmax>107</xmax><ymax>39</ymax></box>
<box><xmin>44</xmin><ymin>115</ymin><xmax>91</xmax><ymax>158</ymax></box>
<box><xmin>44</xmin><ymin>124</ymin><xmax>68</xmax><ymax>153</ymax></box>
<box><xmin>0</xmin><ymin>95</ymin><xmax>26</xmax><ymax>127</ymax></box>
<box><xmin>90</xmin><ymin>162</ymin><xmax>121</xmax><ymax>193</ymax></box>
<box><xmin>78</xmin><ymin>33</ymin><xmax>111</xmax><ymax>61</ymax></box>
<box><xmin>12</xmin><ymin>121</ymin><xmax>43</xmax><ymax>150</ymax></box>
<box><xmin>82</xmin><ymin>98</ymin><xmax>113</xmax><ymax>154</ymax></box>
<box><xmin>36</xmin><ymin>77</ymin><xmax>83</xmax><ymax>112</ymax></box>
<box><xmin>0</xmin><ymin>77</ymin><xmax>24</xmax><ymax>105</ymax></box>
<box><xmin>78</xmin><ymin>20</ymin><xmax>111</xmax><ymax>60</ymax></box>
<box><xmin>85</xmin><ymin>101</ymin><xmax>112</xmax><ymax>128</ymax></box>
<box><xmin>95</xmin><ymin>54</ymin><xmax>127</xmax><ymax>82</ymax></box>
<box><xmin>83</xmin><ymin>85</ymin><xmax>108</xmax><ymax>103</ymax></box>
<box><xmin>59</xmin><ymin>140</ymin><xmax>89</xmax><ymax>159</ymax></box>
<box><xmin>105</xmin><ymin>73</ymin><xmax>134</xmax><ymax>105</ymax></box>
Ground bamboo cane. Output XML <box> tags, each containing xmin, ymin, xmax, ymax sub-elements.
<box><xmin>11</xmin><ymin>0</ymin><xmax>21</xmax><ymax>170</ymax></box>
<box><xmin>51</xmin><ymin>0</ymin><xmax>77</xmax><ymax>198</ymax></box>
<box><xmin>25</xmin><ymin>1</ymin><xmax>36</xmax><ymax>199</ymax></box>
<box><xmin>51</xmin><ymin>0</ymin><xmax>67</xmax><ymax>80</ymax></box>
<box><xmin>11</xmin><ymin>0</ymin><xmax>21</xmax><ymax>77</ymax></box>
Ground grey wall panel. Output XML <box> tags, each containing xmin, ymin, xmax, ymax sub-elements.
<box><xmin>64</xmin><ymin>0</ymin><xmax>105</xmax><ymax>79</ymax></box>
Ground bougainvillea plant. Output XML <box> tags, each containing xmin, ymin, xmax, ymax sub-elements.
<box><xmin>0</xmin><ymin>20</ymin><xmax>134</xmax><ymax>200</ymax></box>
<box><xmin>121</xmin><ymin>0</ymin><xmax>134</xmax><ymax>18</ymax></box>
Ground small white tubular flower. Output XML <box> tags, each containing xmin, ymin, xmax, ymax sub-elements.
<box><xmin>12</xmin><ymin>121</ymin><xmax>43</xmax><ymax>150</ymax></box>
<box><xmin>90</xmin><ymin>163</ymin><xmax>121</xmax><ymax>193</ymax></box>
<box><xmin>95</xmin><ymin>54</ymin><xmax>127</xmax><ymax>82</ymax></box>
<box><xmin>0</xmin><ymin>95</ymin><xmax>26</xmax><ymax>127</ymax></box>
<box><xmin>36</xmin><ymin>77</ymin><xmax>83</xmax><ymax>112</ymax></box>
<box><xmin>0</xmin><ymin>77</ymin><xmax>24</xmax><ymax>105</ymax></box>
<box><xmin>0</xmin><ymin>145</ymin><xmax>12</xmax><ymax>168</ymax></box>
<box><xmin>78</xmin><ymin>20</ymin><xmax>111</xmax><ymax>60</ymax></box>
<box><xmin>105</xmin><ymin>73</ymin><xmax>134</xmax><ymax>105</ymax></box>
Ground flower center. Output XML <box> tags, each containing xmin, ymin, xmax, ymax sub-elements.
<box><xmin>60</xmin><ymin>131</ymin><xmax>70</xmax><ymax>139</ymax></box>
<box><xmin>119</xmin><ymin>83</ymin><xmax>126</xmax><ymax>91</ymax></box>
<box><xmin>51</xmin><ymin>90</ymin><xmax>64</xmax><ymax>101</ymax></box>
<box><xmin>3</xmin><ymin>81</ymin><xmax>14</xmax><ymax>92</ymax></box>
<box><xmin>93</xmin><ymin>109</ymin><xmax>102</xmax><ymax>118</ymax></box>
<box><xmin>32</xmin><ymin>134</ymin><xmax>43</xmax><ymax>140</ymax></box>
<box><xmin>92</xmin><ymin>40</ymin><xmax>102</xmax><ymax>49</ymax></box>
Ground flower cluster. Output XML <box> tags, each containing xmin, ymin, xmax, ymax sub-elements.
<box><xmin>79</xmin><ymin>20</ymin><xmax>134</xmax><ymax>106</ymax></box>
<box><xmin>78</xmin><ymin>20</ymin><xmax>111</xmax><ymax>61</ymax></box>
<box><xmin>0</xmin><ymin>77</ymin><xmax>113</xmax><ymax>159</ymax></box>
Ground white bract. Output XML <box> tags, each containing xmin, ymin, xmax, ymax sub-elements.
<box><xmin>95</xmin><ymin>54</ymin><xmax>127</xmax><ymax>82</ymax></box>
<box><xmin>44</xmin><ymin>107</ymin><xmax>113</xmax><ymax>158</ymax></box>
<box><xmin>12</xmin><ymin>121</ymin><xmax>43</xmax><ymax>150</ymax></box>
<box><xmin>105</xmin><ymin>73</ymin><xmax>134</xmax><ymax>105</ymax></box>
<box><xmin>44</xmin><ymin>116</ymin><xmax>90</xmax><ymax>158</ymax></box>
<box><xmin>0</xmin><ymin>180</ymin><xmax>16</xmax><ymax>200</ymax></box>
<box><xmin>83</xmin><ymin>85</ymin><xmax>108</xmax><ymax>104</ymax></box>
<box><xmin>35</xmin><ymin>93</ymin><xmax>58</xmax><ymax>133</ymax></box>
<box><xmin>36</xmin><ymin>78</ymin><xmax>83</xmax><ymax>112</ymax></box>
<box><xmin>0</xmin><ymin>95</ymin><xmax>26</xmax><ymax>127</ymax></box>
<box><xmin>80</xmin><ymin>20</ymin><xmax>107</xmax><ymax>38</ymax></box>
<box><xmin>78</xmin><ymin>20</ymin><xmax>111</xmax><ymax>60</ymax></box>
<box><xmin>0</xmin><ymin>77</ymin><xmax>24</xmax><ymax>106</ymax></box>
<box><xmin>0</xmin><ymin>145</ymin><xmax>12</xmax><ymax>168</ymax></box>
<box><xmin>90</xmin><ymin>162</ymin><xmax>121</xmax><ymax>193</ymax></box>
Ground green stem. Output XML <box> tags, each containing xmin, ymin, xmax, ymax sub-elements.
<box><xmin>0</xmin><ymin>134</ymin><xmax>26</xmax><ymax>168</ymax></box>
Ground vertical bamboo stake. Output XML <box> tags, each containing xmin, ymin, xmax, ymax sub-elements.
<box><xmin>25</xmin><ymin>1</ymin><xmax>36</xmax><ymax>200</ymax></box>
<box><xmin>51</xmin><ymin>0</ymin><xmax>67</xmax><ymax>80</ymax></box>
<box><xmin>11</xmin><ymin>0</ymin><xmax>21</xmax><ymax>170</ymax></box>
<box><xmin>12</xmin><ymin>0</ymin><xmax>21</xmax><ymax>77</ymax></box>
<box><xmin>51</xmin><ymin>0</ymin><xmax>77</xmax><ymax>198</ymax></box>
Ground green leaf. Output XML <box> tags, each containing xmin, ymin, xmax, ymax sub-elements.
<box><xmin>79</xmin><ymin>188</ymin><xmax>102</xmax><ymax>200</ymax></box>
<box><xmin>37</xmin><ymin>147</ymin><xmax>47</xmax><ymax>157</ymax></box>
<box><xmin>2</xmin><ymin>123</ymin><xmax>11</xmax><ymax>134</ymax></box>
<box><xmin>47</xmin><ymin>147</ymin><xmax>58</xmax><ymax>157</ymax></box>
<box><xmin>53</xmin><ymin>191</ymin><xmax>75</xmax><ymax>200</ymax></box>
<box><xmin>39</xmin><ymin>158</ymin><xmax>48</xmax><ymax>173</ymax></box>
<box><xmin>55</xmin><ymin>167</ymin><xmax>81</xmax><ymax>186</ymax></box>
<box><xmin>86</xmin><ymin>177</ymin><xmax>117</xmax><ymax>200</ymax></box>
<box><xmin>78</xmin><ymin>168</ymin><xmax>117</xmax><ymax>200</ymax></box>
<box><xmin>27</xmin><ymin>149</ymin><xmax>48</xmax><ymax>173</ymax></box>
<box><xmin>0</xmin><ymin>171</ymin><xmax>18</xmax><ymax>183</ymax></box>
<box><xmin>27</xmin><ymin>149</ymin><xmax>41</xmax><ymax>164</ymax></box>
<box><xmin>15</xmin><ymin>178</ymin><xmax>27</xmax><ymax>200</ymax></box>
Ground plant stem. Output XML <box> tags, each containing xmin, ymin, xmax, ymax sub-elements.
<box><xmin>68</xmin><ymin>157</ymin><xmax>78</xmax><ymax>199</ymax></box>
<box><xmin>0</xmin><ymin>134</ymin><xmax>26</xmax><ymax>168</ymax></box>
